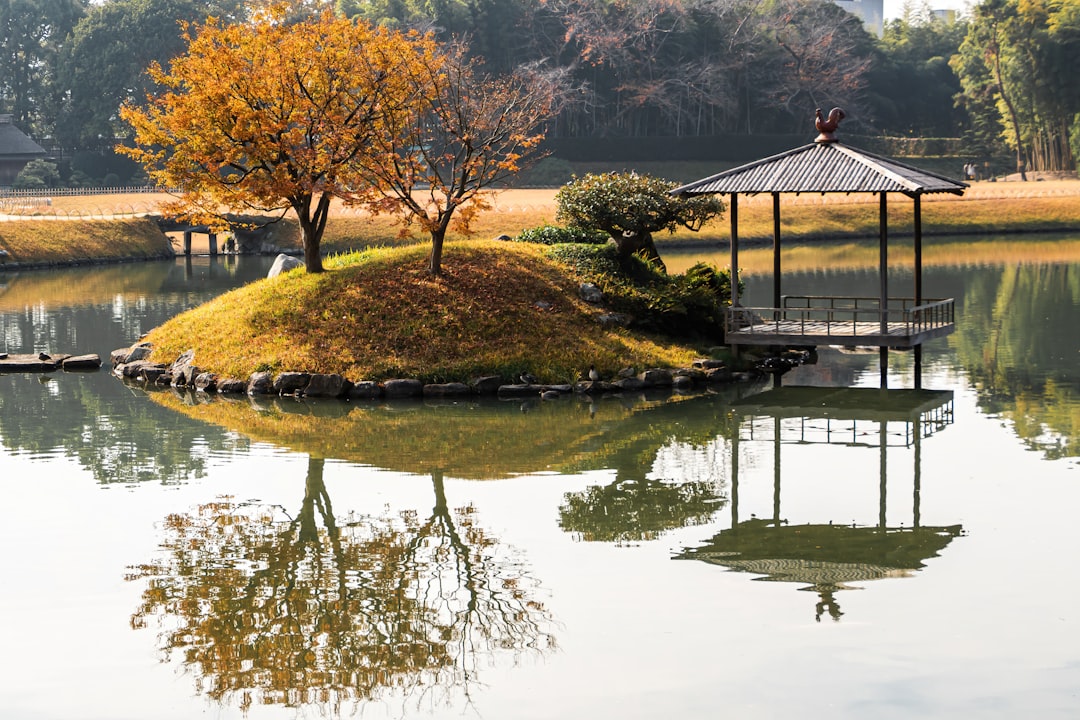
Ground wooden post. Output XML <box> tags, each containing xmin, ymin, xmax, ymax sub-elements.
<box><xmin>729</xmin><ymin>193</ymin><xmax>741</xmax><ymax>361</ymax></box>
<box><xmin>772</xmin><ymin>192</ymin><xmax>782</xmax><ymax>315</ymax></box>
<box><xmin>879</xmin><ymin>193</ymin><xmax>889</xmax><ymax>389</ymax></box>
<box><xmin>182</xmin><ymin>230</ymin><xmax>192</xmax><ymax>256</ymax></box>
<box><xmin>208</xmin><ymin>232</ymin><xmax>218</xmax><ymax>256</ymax></box>
<box><xmin>913</xmin><ymin>194</ymin><xmax>923</xmax><ymax>304</ymax></box>
<box><xmin>730</xmin><ymin>193</ymin><xmax>739</xmax><ymax>306</ymax></box>
<box><xmin>914</xmin><ymin>194</ymin><xmax>923</xmax><ymax>390</ymax></box>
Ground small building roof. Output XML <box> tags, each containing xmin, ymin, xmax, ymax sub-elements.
<box><xmin>0</xmin><ymin>115</ymin><xmax>47</xmax><ymax>159</ymax></box>
<box><xmin>672</xmin><ymin>141</ymin><xmax>967</xmax><ymax>198</ymax></box>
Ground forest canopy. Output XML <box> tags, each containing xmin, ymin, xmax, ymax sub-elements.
<box><xmin>2</xmin><ymin>0</ymin><xmax>1078</xmax><ymax>174</ymax></box>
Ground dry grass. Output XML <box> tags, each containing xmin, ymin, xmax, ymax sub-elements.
<box><xmin>3</xmin><ymin>180</ymin><xmax>1078</xmax><ymax>264</ymax></box>
<box><xmin>142</xmin><ymin>240</ymin><xmax>702</xmax><ymax>383</ymax></box>
<box><xmin>0</xmin><ymin>217</ymin><xmax>172</xmax><ymax>264</ymax></box>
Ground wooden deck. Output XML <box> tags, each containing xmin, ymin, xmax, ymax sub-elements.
<box><xmin>725</xmin><ymin>295</ymin><xmax>955</xmax><ymax>349</ymax></box>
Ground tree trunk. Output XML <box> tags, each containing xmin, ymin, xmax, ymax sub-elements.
<box><xmin>613</xmin><ymin>230</ymin><xmax>667</xmax><ymax>273</ymax></box>
<box><xmin>428</xmin><ymin>228</ymin><xmax>446</xmax><ymax>276</ymax></box>
<box><xmin>989</xmin><ymin>30</ymin><xmax>1027</xmax><ymax>181</ymax></box>
<box><xmin>295</xmin><ymin>192</ymin><xmax>330</xmax><ymax>273</ymax></box>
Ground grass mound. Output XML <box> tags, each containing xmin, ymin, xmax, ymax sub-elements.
<box><xmin>142</xmin><ymin>240</ymin><xmax>706</xmax><ymax>383</ymax></box>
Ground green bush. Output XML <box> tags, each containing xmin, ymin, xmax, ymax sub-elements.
<box><xmin>14</xmin><ymin>159</ymin><xmax>60</xmax><ymax>189</ymax></box>
<box><xmin>515</xmin><ymin>223</ymin><xmax>607</xmax><ymax>245</ymax></box>
<box><xmin>548</xmin><ymin>244</ymin><xmax>736</xmax><ymax>339</ymax></box>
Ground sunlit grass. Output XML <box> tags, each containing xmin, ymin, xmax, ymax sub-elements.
<box><xmin>266</xmin><ymin>184</ymin><xmax>1080</xmax><ymax>251</ymax></box>
<box><xmin>0</xmin><ymin>218</ymin><xmax>171</xmax><ymax>264</ymax></box>
<box><xmin>5</xmin><ymin>182</ymin><xmax>1079</xmax><ymax>264</ymax></box>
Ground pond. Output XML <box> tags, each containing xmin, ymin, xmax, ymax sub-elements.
<box><xmin>1</xmin><ymin>240</ymin><xmax>1078</xmax><ymax>720</ymax></box>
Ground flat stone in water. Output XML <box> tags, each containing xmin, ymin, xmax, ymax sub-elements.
<box><xmin>0</xmin><ymin>353</ymin><xmax>71</xmax><ymax>371</ymax></box>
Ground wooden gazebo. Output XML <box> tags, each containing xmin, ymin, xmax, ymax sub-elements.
<box><xmin>672</xmin><ymin>111</ymin><xmax>967</xmax><ymax>388</ymax></box>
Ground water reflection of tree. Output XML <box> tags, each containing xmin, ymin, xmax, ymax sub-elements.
<box><xmin>558</xmin><ymin>401</ymin><xmax>734</xmax><ymax>544</ymax></box>
<box><xmin>127</xmin><ymin>457</ymin><xmax>557</xmax><ymax>713</ymax></box>
<box><xmin>0</xmin><ymin>369</ymin><xmax>248</xmax><ymax>484</ymax></box>
<box><xmin>559</xmin><ymin>477</ymin><xmax>724</xmax><ymax>544</ymax></box>
<box><xmin>952</xmin><ymin>263</ymin><xmax>1080</xmax><ymax>458</ymax></box>
<box><xmin>0</xmin><ymin>259</ymin><xmax>271</xmax><ymax>484</ymax></box>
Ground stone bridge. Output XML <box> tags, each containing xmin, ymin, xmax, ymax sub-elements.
<box><xmin>154</xmin><ymin>214</ymin><xmax>281</xmax><ymax>255</ymax></box>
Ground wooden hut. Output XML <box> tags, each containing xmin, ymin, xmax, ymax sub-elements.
<box><xmin>672</xmin><ymin>110</ymin><xmax>967</xmax><ymax>388</ymax></box>
<box><xmin>0</xmin><ymin>115</ymin><xmax>47</xmax><ymax>187</ymax></box>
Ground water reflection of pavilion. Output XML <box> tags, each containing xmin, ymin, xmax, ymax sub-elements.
<box><xmin>677</xmin><ymin>386</ymin><xmax>962</xmax><ymax>621</ymax></box>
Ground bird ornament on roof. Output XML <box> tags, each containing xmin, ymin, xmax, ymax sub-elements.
<box><xmin>814</xmin><ymin>107</ymin><xmax>845</xmax><ymax>143</ymax></box>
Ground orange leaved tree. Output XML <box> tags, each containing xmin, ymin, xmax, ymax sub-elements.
<box><xmin>356</xmin><ymin>42</ymin><xmax>556</xmax><ymax>276</ymax></box>
<box><xmin>119</xmin><ymin>9</ymin><xmax>435</xmax><ymax>273</ymax></box>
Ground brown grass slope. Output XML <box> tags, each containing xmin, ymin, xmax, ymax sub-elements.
<box><xmin>0</xmin><ymin>218</ymin><xmax>172</xmax><ymax>264</ymax></box>
<box><xmin>142</xmin><ymin>241</ymin><xmax>702</xmax><ymax>383</ymax></box>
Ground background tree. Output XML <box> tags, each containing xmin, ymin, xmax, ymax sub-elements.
<box><xmin>869</xmin><ymin>9</ymin><xmax>967</xmax><ymax>137</ymax></box>
<box><xmin>53</xmin><ymin>0</ymin><xmax>199</xmax><ymax>147</ymax></box>
<box><xmin>357</xmin><ymin>40</ymin><xmax>556</xmax><ymax>275</ymax></box>
<box><xmin>7</xmin><ymin>0</ymin><xmax>998</xmax><ymax>158</ymax></box>
<box><xmin>120</xmin><ymin>9</ymin><xmax>430</xmax><ymax>273</ymax></box>
<box><xmin>754</xmin><ymin>0</ymin><xmax>876</xmax><ymax>132</ymax></box>
<box><xmin>554</xmin><ymin>172</ymin><xmax>724</xmax><ymax>272</ymax></box>
<box><xmin>0</xmin><ymin>0</ymin><xmax>86</xmax><ymax>135</ymax></box>
<box><xmin>953</xmin><ymin>0</ymin><xmax>1080</xmax><ymax>175</ymax></box>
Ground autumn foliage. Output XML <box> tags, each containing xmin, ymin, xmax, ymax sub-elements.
<box><xmin>119</xmin><ymin>7</ymin><xmax>553</xmax><ymax>275</ymax></box>
<box><xmin>121</xmin><ymin>9</ymin><xmax>436</xmax><ymax>272</ymax></box>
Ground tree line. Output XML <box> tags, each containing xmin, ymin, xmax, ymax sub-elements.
<box><xmin>2</xmin><ymin>0</ymin><xmax>1078</xmax><ymax>173</ymax></box>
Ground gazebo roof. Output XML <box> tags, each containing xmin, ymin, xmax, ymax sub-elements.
<box><xmin>672</xmin><ymin>141</ymin><xmax>967</xmax><ymax>198</ymax></box>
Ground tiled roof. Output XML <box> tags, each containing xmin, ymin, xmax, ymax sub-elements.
<box><xmin>672</xmin><ymin>141</ymin><xmax>967</xmax><ymax>197</ymax></box>
<box><xmin>0</xmin><ymin>116</ymin><xmax>47</xmax><ymax>158</ymax></box>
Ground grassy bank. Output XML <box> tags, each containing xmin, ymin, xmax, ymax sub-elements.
<box><xmin>0</xmin><ymin>217</ymin><xmax>173</xmax><ymax>266</ymax></box>
<box><xmin>141</xmin><ymin>241</ymin><xmax>703</xmax><ymax>383</ymax></box>
<box><xmin>2</xmin><ymin>180</ymin><xmax>1078</xmax><ymax>265</ymax></box>
<box><xmin>289</xmin><ymin>182</ymin><xmax>1080</xmax><ymax>254</ymax></box>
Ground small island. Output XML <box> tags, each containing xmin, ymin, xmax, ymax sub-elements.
<box><xmin>111</xmin><ymin>239</ymin><xmax>770</xmax><ymax>399</ymax></box>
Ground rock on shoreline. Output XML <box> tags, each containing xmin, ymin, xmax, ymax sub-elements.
<box><xmin>110</xmin><ymin>342</ymin><xmax>789</xmax><ymax>401</ymax></box>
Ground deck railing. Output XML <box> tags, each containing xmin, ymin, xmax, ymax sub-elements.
<box><xmin>726</xmin><ymin>295</ymin><xmax>954</xmax><ymax>338</ymax></box>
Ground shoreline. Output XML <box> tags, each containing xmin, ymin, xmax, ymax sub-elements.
<box><xmin>2</xmin><ymin>182</ymin><xmax>1079</xmax><ymax>270</ymax></box>
<box><xmin>5</xmin><ymin>225</ymin><xmax>1080</xmax><ymax>272</ymax></box>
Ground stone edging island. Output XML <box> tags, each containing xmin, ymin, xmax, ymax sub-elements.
<box><xmin>111</xmin><ymin>341</ymin><xmax>808</xmax><ymax>400</ymax></box>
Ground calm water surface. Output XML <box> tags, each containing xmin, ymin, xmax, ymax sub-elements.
<box><xmin>0</xmin><ymin>242</ymin><xmax>1077</xmax><ymax>720</ymax></box>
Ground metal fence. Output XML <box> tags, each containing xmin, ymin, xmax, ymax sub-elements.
<box><xmin>0</xmin><ymin>186</ymin><xmax>173</xmax><ymax>198</ymax></box>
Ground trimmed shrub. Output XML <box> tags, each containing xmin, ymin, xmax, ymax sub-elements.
<box><xmin>548</xmin><ymin>243</ymin><xmax>737</xmax><ymax>339</ymax></box>
<box><xmin>515</xmin><ymin>223</ymin><xmax>607</xmax><ymax>245</ymax></box>
<box><xmin>14</xmin><ymin>159</ymin><xmax>60</xmax><ymax>189</ymax></box>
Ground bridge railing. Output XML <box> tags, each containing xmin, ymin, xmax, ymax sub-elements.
<box><xmin>726</xmin><ymin>296</ymin><xmax>955</xmax><ymax>338</ymax></box>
